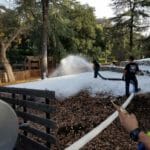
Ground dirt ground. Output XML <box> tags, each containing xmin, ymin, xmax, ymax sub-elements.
<box><xmin>50</xmin><ymin>92</ymin><xmax>150</xmax><ymax>150</ymax></box>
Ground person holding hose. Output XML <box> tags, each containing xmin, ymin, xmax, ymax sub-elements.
<box><xmin>93</xmin><ymin>59</ymin><xmax>100</xmax><ymax>78</ymax></box>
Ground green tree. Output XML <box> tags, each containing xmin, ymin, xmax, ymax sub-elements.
<box><xmin>112</xmin><ymin>0</ymin><xmax>150</xmax><ymax>53</ymax></box>
<box><xmin>0</xmin><ymin>6</ymin><xmax>24</xmax><ymax>82</ymax></box>
<box><xmin>16</xmin><ymin>0</ymin><xmax>42</xmax><ymax>55</ymax></box>
<box><xmin>95</xmin><ymin>18</ymin><xmax>114</xmax><ymax>62</ymax></box>
<box><xmin>141</xmin><ymin>35</ymin><xmax>150</xmax><ymax>57</ymax></box>
<box><xmin>47</xmin><ymin>1</ymin><xmax>97</xmax><ymax>60</ymax></box>
<box><xmin>47</xmin><ymin>0</ymin><xmax>75</xmax><ymax>61</ymax></box>
<box><xmin>17</xmin><ymin>0</ymin><xmax>49</xmax><ymax>79</ymax></box>
<box><xmin>69</xmin><ymin>4</ymin><xmax>96</xmax><ymax>55</ymax></box>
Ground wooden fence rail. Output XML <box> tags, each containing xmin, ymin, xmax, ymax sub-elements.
<box><xmin>0</xmin><ymin>69</ymin><xmax>40</xmax><ymax>83</ymax></box>
<box><xmin>0</xmin><ymin>87</ymin><xmax>58</xmax><ymax>150</ymax></box>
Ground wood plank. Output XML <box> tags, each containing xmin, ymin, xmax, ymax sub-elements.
<box><xmin>22</xmin><ymin>95</ymin><xmax>27</xmax><ymax>136</ymax></box>
<box><xmin>16</xmin><ymin>134</ymin><xmax>49</xmax><ymax>150</ymax></box>
<box><xmin>16</xmin><ymin>111</ymin><xmax>56</xmax><ymax>128</ymax></box>
<box><xmin>0</xmin><ymin>87</ymin><xmax>55</xmax><ymax>98</ymax></box>
<box><xmin>12</xmin><ymin>93</ymin><xmax>16</xmax><ymax>110</ymax></box>
<box><xmin>19</xmin><ymin>126</ymin><xmax>56</xmax><ymax>144</ymax></box>
<box><xmin>0</xmin><ymin>96</ymin><xmax>55</xmax><ymax>113</ymax></box>
<box><xmin>45</xmin><ymin>98</ymin><xmax>50</xmax><ymax>147</ymax></box>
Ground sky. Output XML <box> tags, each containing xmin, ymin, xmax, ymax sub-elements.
<box><xmin>0</xmin><ymin>0</ymin><xmax>114</xmax><ymax>18</ymax></box>
<box><xmin>0</xmin><ymin>0</ymin><xmax>15</xmax><ymax>8</ymax></box>
<box><xmin>77</xmin><ymin>0</ymin><xmax>114</xmax><ymax>18</ymax></box>
<box><xmin>9</xmin><ymin>55</ymin><xmax>150</xmax><ymax>100</ymax></box>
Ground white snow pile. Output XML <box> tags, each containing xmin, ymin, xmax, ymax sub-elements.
<box><xmin>9</xmin><ymin>55</ymin><xmax>150</xmax><ymax>100</ymax></box>
<box><xmin>121</xmin><ymin>58</ymin><xmax>150</xmax><ymax>66</ymax></box>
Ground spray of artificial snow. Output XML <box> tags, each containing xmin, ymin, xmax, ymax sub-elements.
<box><xmin>50</xmin><ymin>55</ymin><xmax>93</xmax><ymax>77</ymax></box>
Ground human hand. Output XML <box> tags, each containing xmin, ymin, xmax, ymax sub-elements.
<box><xmin>118</xmin><ymin>110</ymin><xmax>139</xmax><ymax>132</ymax></box>
<box><xmin>111</xmin><ymin>101</ymin><xmax>139</xmax><ymax>132</ymax></box>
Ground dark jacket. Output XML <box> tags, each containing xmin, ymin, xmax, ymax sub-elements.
<box><xmin>93</xmin><ymin>60</ymin><xmax>100</xmax><ymax>71</ymax></box>
<box><xmin>124</xmin><ymin>62</ymin><xmax>139</xmax><ymax>79</ymax></box>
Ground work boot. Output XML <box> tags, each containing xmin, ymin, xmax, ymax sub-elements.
<box><xmin>135</xmin><ymin>88</ymin><xmax>141</xmax><ymax>93</ymax></box>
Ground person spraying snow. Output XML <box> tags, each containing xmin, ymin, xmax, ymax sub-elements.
<box><xmin>93</xmin><ymin>60</ymin><xmax>100</xmax><ymax>78</ymax></box>
<box><xmin>123</xmin><ymin>56</ymin><xmax>140</xmax><ymax>96</ymax></box>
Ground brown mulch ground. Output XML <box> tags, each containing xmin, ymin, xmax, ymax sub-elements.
<box><xmin>50</xmin><ymin>92</ymin><xmax>150</xmax><ymax>150</ymax></box>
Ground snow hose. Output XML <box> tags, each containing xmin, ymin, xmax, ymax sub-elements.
<box><xmin>97</xmin><ymin>72</ymin><xmax>123</xmax><ymax>81</ymax></box>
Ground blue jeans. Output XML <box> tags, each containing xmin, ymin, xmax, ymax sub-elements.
<box><xmin>125</xmin><ymin>76</ymin><xmax>138</xmax><ymax>96</ymax></box>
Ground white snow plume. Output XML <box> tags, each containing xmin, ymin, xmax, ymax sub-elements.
<box><xmin>50</xmin><ymin>55</ymin><xmax>93</xmax><ymax>77</ymax></box>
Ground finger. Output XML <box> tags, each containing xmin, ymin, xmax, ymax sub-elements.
<box><xmin>118</xmin><ymin>110</ymin><xmax>126</xmax><ymax>119</ymax></box>
<box><xmin>130</xmin><ymin>113</ymin><xmax>136</xmax><ymax>119</ymax></box>
<box><xmin>120</xmin><ymin>107</ymin><xmax>129</xmax><ymax>114</ymax></box>
<box><xmin>111</xmin><ymin>101</ymin><xmax>121</xmax><ymax>111</ymax></box>
<box><xmin>118</xmin><ymin>113</ymin><xmax>125</xmax><ymax>124</ymax></box>
<box><xmin>119</xmin><ymin>110</ymin><xmax>130</xmax><ymax>120</ymax></box>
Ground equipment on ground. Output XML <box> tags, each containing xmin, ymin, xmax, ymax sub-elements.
<box><xmin>0</xmin><ymin>99</ymin><xmax>18</xmax><ymax>150</ymax></box>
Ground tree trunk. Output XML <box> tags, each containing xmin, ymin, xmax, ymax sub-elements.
<box><xmin>41</xmin><ymin>0</ymin><xmax>49</xmax><ymax>79</ymax></box>
<box><xmin>0</xmin><ymin>28</ymin><xmax>25</xmax><ymax>82</ymax></box>
<box><xmin>1</xmin><ymin>43</ymin><xmax>15</xmax><ymax>82</ymax></box>
<box><xmin>129</xmin><ymin>1</ymin><xmax>135</xmax><ymax>53</ymax></box>
<box><xmin>129</xmin><ymin>14</ymin><xmax>133</xmax><ymax>53</ymax></box>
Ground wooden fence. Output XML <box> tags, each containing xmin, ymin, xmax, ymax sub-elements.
<box><xmin>0</xmin><ymin>70</ymin><xmax>40</xmax><ymax>83</ymax></box>
<box><xmin>0</xmin><ymin>87</ymin><xmax>59</xmax><ymax>150</ymax></box>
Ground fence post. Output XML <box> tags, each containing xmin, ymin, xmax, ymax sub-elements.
<box><xmin>4</xmin><ymin>72</ymin><xmax>8</xmax><ymax>82</ymax></box>
<box><xmin>45</xmin><ymin>92</ymin><xmax>50</xmax><ymax>148</ymax></box>
<box><xmin>12</xmin><ymin>93</ymin><xmax>16</xmax><ymax>110</ymax></box>
<box><xmin>23</xmin><ymin>94</ymin><xmax>27</xmax><ymax>136</ymax></box>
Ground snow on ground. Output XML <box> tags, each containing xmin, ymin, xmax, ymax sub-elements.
<box><xmin>139</xmin><ymin>65</ymin><xmax>150</xmax><ymax>72</ymax></box>
<box><xmin>9</xmin><ymin>71</ymin><xmax>150</xmax><ymax>100</ymax></box>
<box><xmin>8</xmin><ymin>56</ymin><xmax>150</xmax><ymax>99</ymax></box>
<box><xmin>136</xmin><ymin>58</ymin><xmax>150</xmax><ymax>61</ymax></box>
